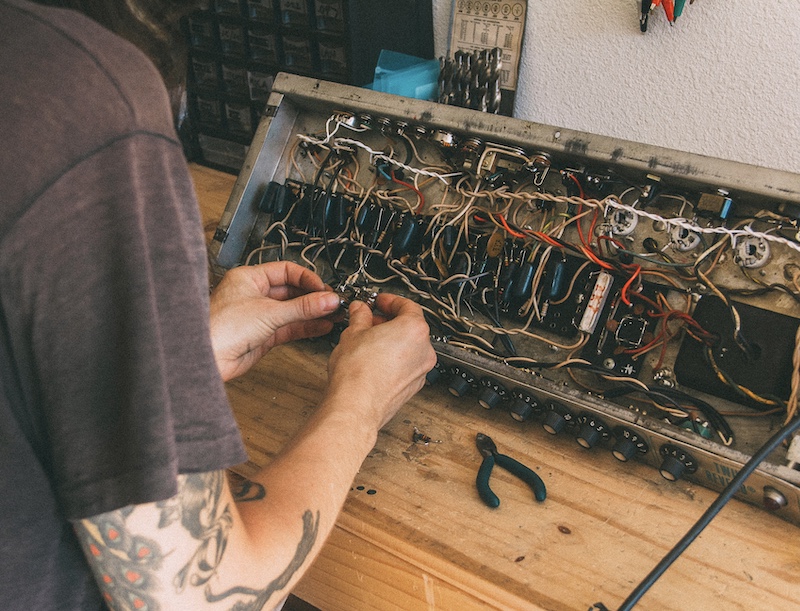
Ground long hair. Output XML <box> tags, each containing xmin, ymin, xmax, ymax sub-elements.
<box><xmin>35</xmin><ymin>0</ymin><xmax>208</xmax><ymax>116</ymax></box>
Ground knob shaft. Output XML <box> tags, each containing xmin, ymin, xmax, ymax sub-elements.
<box><xmin>577</xmin><ymin>424</ymin><xmax>601</xmax><ymax>449</ymax></box>
<box><xmin>510</xmin><ymin>398</ymin><xmax>534</xmax><ymax>422</ymax></box>
<box><xmin>659</xmin><ymin>455</ymin><xmax>686</xmax><ymax>481</ymax></box>
<box><xmin>542</xmin><ymin>410</ymin><xmax>566</xmax><ymax>435</ymax></box>
<box><xmin>478</xmin><ymin>386</ymin><xmax>502</xmax><ymax>409</ymax></box>
<box><xmin>612</xmin><ymin>437</ymin><xmax>638</xmax><ymax>462</ymax></box>
<box><xmin>448</xmin><ymin>375</ymin><xmax>471</xmax><ymax>397</ymax></box>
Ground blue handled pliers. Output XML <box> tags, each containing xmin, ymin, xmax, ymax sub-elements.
<box><xmin>476</xmin><ymin>433</ymin><xmax>547</xmax><ymax>508</ymax></box>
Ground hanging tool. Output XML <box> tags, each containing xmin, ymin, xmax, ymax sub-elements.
<box><xmin>640</xmin><ymin>0</ymin><xmax>651</xmax><ymax>32</ymax></box>
<box><xmin>475</xmin><ymin>433</ymin><xmax>547</xmax><ymax>508</ymax></box>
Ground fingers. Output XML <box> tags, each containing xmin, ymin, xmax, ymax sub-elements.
<box><xmin>347</xmin><ymin>292</ymin><xmax>427</xmax><ymax>330</ymax></box>
<box><xmin>267</xmin><ymin>290</ymin><xmax>341</xmax><ymax>331</ymax></box>
<box><xmin>272</xmin><ymin>318</ymin><xmax>335</xmax><ymax>346</ymax></box>
<box><xmin>371</xmin><ymin>293</ymin><xmax>424</xmax><ymax>322</ymax></box>
<box><xmin>346</xmin><ymin>300</ymin><xmax>375</xmax><ymax>331</ymax></box>
<box><xmin>248</xmin><ymin>261</ymin><xmax>328</xmax><ymax>298</ymax></box>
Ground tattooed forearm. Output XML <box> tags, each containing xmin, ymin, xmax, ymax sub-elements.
<box><xmin>205</xmin><ymin>509</ymin><xmax>321</xmax><ymax>610</ymax></box>
<box><xmin>227</xmin><ymin>471</ymin><xmax>267</xmax><ymax>503</ymax></box>
<box><xmin>77</xmin><ymin>471</ymin><xmax>316</xmax><ymax>611</ymax></box>
<box><xmin>173</xmin><ymin>471</ymin><xmax>233</xmax><ymax>592</ymax></box>
<box><xmin>75</xmin><ymin>512</ymin><xmax>164</xmax><ymax>611</ymax></box>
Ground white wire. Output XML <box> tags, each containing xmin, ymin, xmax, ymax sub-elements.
<box><xmin>297</xmin><ymin>115</ymin><xmax>461</xmax><ymax>184</ymax></box>
<box><xmin>602</xmin><ymin>196</ymin><xmax>800</xmax><ymax>255</ymax></box>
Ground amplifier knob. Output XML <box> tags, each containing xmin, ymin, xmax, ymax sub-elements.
<box><xmin>448</xmin><ymin>366</ymin><xmax>474</xmax><ymax>397</ymax></box>
<box><xmin>542</xmin><ymin>402</ymin><xmax>573</xmax><ymax>435</ymax></box>
<box><xmin>575</xmin><ymin>413</ymin><xmax>610</xmax><ymax>449</ymax></box>
<box><xmin>425</xmin><ymin>361</ymin><xmax>447</xmax><ymax>385</ymax></box>
<box><xmin>658</xmin><ymin>444</ymin><xmax>698</xmax><ymax>482</ymax></box>
<box><xmin>477</xmin><ymin>377</ymin><xmax>507</xmax><ymax>409</ymax></box>
<box><xmin>611</xmin><ymin>427</ymin><xmax>649</xmax><ymax>462</ymax></box>
<box><xmin>509</xmin><ymin>387</ymin><xmax>541</xmax><ymax>422</ymax></box>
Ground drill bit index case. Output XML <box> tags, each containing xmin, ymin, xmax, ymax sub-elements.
<box><xmin>211</xmin><ymin>73</ymin><xmax>800</xmax><ymax>525</ymax></box>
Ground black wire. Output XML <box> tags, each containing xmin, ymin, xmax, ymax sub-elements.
<box><xmin>321</xmin><ymin>160</ymin><xmax>345</xmax><ymax>284</ymax></box>
<box><xmin>655</xmin><ymin>386</ymin><xmax>735</xmax><ymax>441</ymax></box>
<box><xmin>615</xmin><ymin>414</ymin><xmax>800</xmax><ymax>610</ymax></box>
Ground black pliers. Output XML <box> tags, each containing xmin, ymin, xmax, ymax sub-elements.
<box><xmin>476</xmin><ymin>433</ymin><xmax>547</xmax><ymax>508</ymax></box>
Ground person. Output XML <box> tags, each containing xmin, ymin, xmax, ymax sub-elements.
<box><xmin>0</xmin><ymin>1</ymin><xmax>437</xmax><ymax>609</ymax></box>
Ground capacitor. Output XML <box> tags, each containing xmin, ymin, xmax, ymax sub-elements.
<box><xmin>499</xmin><ymin>259</ymin><xmax>520</xmax><ymax>307</ymax></box>
<box><xmin>547</xmin><ymin>258</ymin><xmax>568</xmax><ymax>301</ymax></box>
<box><xmin>272</xmin><ymin>182</ymin><xmax>297</xmax><ymax>220</ymax></box>
<box><xmin>578</xmin><ymin>271</ymin><xmax>614</xmax><ymax>334</ymax></box>
<box><xmin>258</xmin><ymin>180</ymin><xmax>281</xmax><ymax>213</ymax></box>
<box><xmin>324</xmin><ymin>193</ymin><xmax>349</xmax><ymax>235</ymax></box>
<box><xmin>512</xmin><ymin>261</ymin><xmax>536</xmax><ymax>302</ymax></box>
<box><xmin>355</xmin><ymin>202</ymin><xmax>379</xmax><ymax>232</ymax></box>
<box><xmin>392</xmin><ymin>213</ymin><xmax>423</xmax><ymax>257</ymax></box>
<box><xmin>293</xmin><ymin>186</ymin><xmax>316</xmax><ymax>229</ymax></box>
<box><xmin>442</xmin><ymin>224</ymin><xmax>457</xmax><ymax>251</ymax></box>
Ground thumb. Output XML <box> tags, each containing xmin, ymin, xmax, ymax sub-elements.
<box><xmin>346</xmin><ymin>300</ymin><xmax>375</xmax><ymax>331</ymax></box>
<box><xmin>266</xmin><ymin>291</ymin><xmax>341</xmax><ymax>330</ymax></box>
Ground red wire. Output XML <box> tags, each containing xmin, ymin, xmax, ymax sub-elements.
<box><xmin>496</xmin><ymin>214</ymin><xmax>527</xmax><ymax>239</ymax></box>
<box><xmin>567</xmin><ymin>173</ymin><xmax>585</xmax><ymax>198</ymax></box>
<box><xmin>533</xmin><ymin>231</ymin><xmax>562</xmax><ymax>248</ymax></box>
<box><xmin>580</xmin><ymin>246</ymin><xmax>614</xmax><ymax>270</ymax></box>
<box><xmin>391</xmin><ymin>170</ymin><xmax>425</xmax><ymax>214</ymax></box>
<box><xmin>587</xmin><ymin>208</ymin><xmax>601</xmax><ymax>248</ymax></box>
<box><xmin>620</xmin><ymin>265</ymin><xmax>641</xmax><ymax>306</ymax></box>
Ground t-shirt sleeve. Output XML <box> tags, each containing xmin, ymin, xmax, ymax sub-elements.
<box><xmin>2</xmin><ymin>133</ymin><xmax>247</xmax><ymax>520</ymax></box>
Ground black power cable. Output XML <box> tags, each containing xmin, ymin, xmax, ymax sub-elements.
<box><xmin>610</xmin><ymin>414</ymin><xmax>800</xmax><ymax>610</ymax></box>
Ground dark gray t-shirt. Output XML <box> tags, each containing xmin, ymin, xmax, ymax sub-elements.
<box><xmin>0</xmin><ymin>1</ymin><xmax>247</xmax><ymax>608</ymax></box>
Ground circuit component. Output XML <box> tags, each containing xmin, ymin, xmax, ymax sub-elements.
<box><xmin>578</xmin><ymin>272</ymin><xmax>614</xmax><ymax>334</ymax></box>
<box><xmin>674</xmin><ymin>295</ymin><xmax>799</xmax><ymax>404</ymax></box>
<box><xmin>669</xmin><ymin>222</ymin><xmax>702</xmax><ymax>251</ymax></box>
<box><xmin>734</xmin><ymin>235</ymin><xmax>771</xmax><ymax>268</ymax></box>
<box><xmin>334</xmin><ymin>284</ymin><xmax>378</xmax><ymax>310</ymax></box>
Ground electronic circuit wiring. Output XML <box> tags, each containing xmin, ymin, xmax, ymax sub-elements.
<box><xmin>246</xmin><ymin>110</ymin><xmax>800</xmax><ymax>446</ymax></box>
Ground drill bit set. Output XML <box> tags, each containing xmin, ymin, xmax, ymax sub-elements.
<box><xmin>438</xmin><ymin>47</ymin><xmax>503</xmax><ymax>114</ymax></box>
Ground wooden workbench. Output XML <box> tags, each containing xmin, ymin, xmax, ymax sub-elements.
<box><xmin>191</xmin><ymin>163</ymin><xmax>799</xmax><ymax>611</ymax></box>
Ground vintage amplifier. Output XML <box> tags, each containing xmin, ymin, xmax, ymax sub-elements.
<box><xmin>210</xmin><ymin>72</ymin><xmax>800</xmax><ymax>526</ymax></box>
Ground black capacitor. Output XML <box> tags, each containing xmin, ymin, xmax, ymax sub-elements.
<box><xmin>258</xmin><ymin>181</ymin><xmax>281</xmax><ymax>213</ymax></box>
<box><xmin>778</xmin><ymin>202</ymin><xmax>800</xmax><ymax>222</ymax></box>
<box><xmin>271</xmin><ymin>182</ymin><xmax>296</xmax><ymax>221</ymax></box>
<box><xmin>499</xmin><ymin>260</ymin><xmax>520</xmax><ymax>307</ymax></box>
<box><xmin>293</xmin><ymin>185</ymin><xmax>317</xmax><ymax>229</ymax></box>
<box><xmin>450</xmin><ymin>252</ymin><xmax>470</xmax><ymax>279</ymax></box>
<box><xmin>442</xmin><ymin>224</ymin><xmax>457</xmax><ymax>251</ymax></box>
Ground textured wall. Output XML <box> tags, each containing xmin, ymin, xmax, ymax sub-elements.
<box><xmin>432</xmin><ymin>0</ymin><xmax>800</xmax><ymax>174</ymax></box>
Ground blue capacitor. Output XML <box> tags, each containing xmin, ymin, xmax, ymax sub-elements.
<box><xmin>442</xmin><ymin>224</ymin><xmax>457</xmax><ymax>251</ymax></box>
<box><xmin>392</xmin><ymin>214</ymin><xmax>423</xmax><ymax>257</ymax></box>
<box><xmin>323</xmin><ymin>193</ymin><xmax>349</xmax><ymax>235</ymax></box>
<box><xmin>548</xmin><ymin>259</ymin><xmax>568</xmax><ymax>301</ymax></box>
<box><xmin>512</xmin><ymin>261</ymin><xmax>536</xmax><ymax>301</ymax></box>
<box><xmin>499</xmin><ymin>260</ymin><xmax>520</xmax><ymax>307</ymax></box>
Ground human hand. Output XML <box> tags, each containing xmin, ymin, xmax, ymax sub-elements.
<box><xmin>209</xmin><ymin>262</ymin><xmax>341</xmax><ymax>381</ymax></box>
<box><xmin>325</xmin><ymin>293</ymin><xmax>436</xmax><ymax>432</ymax></box>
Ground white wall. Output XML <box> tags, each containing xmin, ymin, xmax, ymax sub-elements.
<box><xmin>432</xmin><ymin>0</ymin><xmax>800</xmax><ymax>175</ymax></box>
